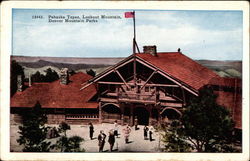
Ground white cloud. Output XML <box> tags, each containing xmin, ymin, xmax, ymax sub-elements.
<box><xmin>13</xmin><ymin>10</ymin><xmax>242</xmax><ymax>60</ymax></box>
<box><xmin>136</xmin><ymin>23</ymin><xmax>242</xmax><ymax>60</ymax></box>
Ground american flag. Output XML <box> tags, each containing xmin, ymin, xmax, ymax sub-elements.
<box><xmin>124</xmin><ymin>12</ymin><xmax>134</xmax><ymax>18</ymax></box>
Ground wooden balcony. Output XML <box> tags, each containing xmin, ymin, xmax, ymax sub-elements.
<box><xmin>100</xmin><ymin>90</ymin><xmax>182</xmax><ymax>106</ymax></box>
<box><xmin>118</xmin><ymin>92</ymin><xmax>158</xmax><ymax>104</ymax></box>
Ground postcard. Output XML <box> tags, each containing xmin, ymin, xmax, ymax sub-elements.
<box><xmin>1</xmin><ymin>1</ymin><xmax>249</xmax><ymax>161</ymax></box>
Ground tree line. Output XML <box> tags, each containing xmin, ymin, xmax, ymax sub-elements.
<box><xmin>11</xmin><ymin>60</ymin><xmax>96</xmax><ymax>95</ymax></box>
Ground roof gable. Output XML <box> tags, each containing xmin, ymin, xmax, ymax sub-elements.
<box><xmin>82</xmin><ymin>52</ymin><xmax>219</xmax><ymax>95</ymax></box>
<box><xmin>136</xmin><ymin>52</ymin><xmax>220</xmax><ymax>90</ymax></box>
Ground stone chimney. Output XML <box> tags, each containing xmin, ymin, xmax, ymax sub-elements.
<box><xmin>17</xmin><ymin>75</ymin><xmax>23</xmax><ymax>92</ymax></box>
<box><xmin>143</xmin><ymin>45</ymin><xmax>157</xmax><ymax>56</ymax></box>
<box><xmin>60</xmin><ymin>68</ymin><xmax>69</xmax><ymax>85</ymax></box>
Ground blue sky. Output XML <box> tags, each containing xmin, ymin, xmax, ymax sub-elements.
<box><xmin>12</xmin><ymin>9</ymin><xmax>243</xmax><ymax>60</ymax></box>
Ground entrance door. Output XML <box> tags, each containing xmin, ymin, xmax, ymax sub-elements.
<box><xmin>134</xmin><ymin>107</ymin><xmax>149</xmax><ymax>125</ymax></box>
<box><xmin>102</xmin><ymin>104</ymin><xmax>121</xmax><ymax>120</ymax></box>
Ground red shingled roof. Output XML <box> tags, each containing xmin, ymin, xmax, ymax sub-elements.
<box><xmin>11</xmin><ymin>72</ymin><xmax>97</xmax><ymax>109</ymax></box>
<box><xmin>136</xmin><ymin>52</ymin><xmax>220</xmax><ymax>91</ymax></box>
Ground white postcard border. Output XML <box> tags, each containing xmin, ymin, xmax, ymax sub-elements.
<box><xmin>1</xmin><ymin>1</ymin><xmax>249</xmax><ymax>161</ymax></box>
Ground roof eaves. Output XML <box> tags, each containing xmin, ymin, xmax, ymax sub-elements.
<box><xmin>135</xmin><ymin>55</ymin><xmax>199</xmax><ymax>96</ymax></box>
<box><xmin>80</xmin><ymin>54</ymin><xmax>135</xmax><ymax>90</ymax></box>
<box><xmin>90</xmin><ymin>54</ymin><xmax>134</xmax><ymax>82</ymax></box>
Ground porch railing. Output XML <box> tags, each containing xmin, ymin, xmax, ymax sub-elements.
<box><xmin>65</xmin><ymin>114</ymin><xmax>98</xmax><ymax>120</ymax></box>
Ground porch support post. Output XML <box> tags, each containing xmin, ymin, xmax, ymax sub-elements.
<box><xmin>157</xmin><ymin>105</ymin><xmax>162</xmax><ymax>126</ymax></box>
<box><xmin>129</xmin><ymin>104</ymin><xmax>134</xmax><ymax>126</ymax></box>
<box><xmin>98</xmin><ymin>102</ymin><xmax>102</xmax><ymax>124</ymax></box>
<box><xmin>148</xmin><ymin>105</ymin><xmax>152</xmax><ymax>126</ymax></box>
<box><xmin>133</xmin><ymin>56</ymin><xmax>136</xmax><ymax>85</ymax></box>
<box><xmin>120</xmin><ymin>103</ymin><xmax>124</xmax><ymax>126</ymax></box>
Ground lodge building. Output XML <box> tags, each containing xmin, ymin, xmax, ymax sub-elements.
<box><xmin>10</xmin><ymin>46</ymin><xmax>242</xmax><ymax>131</ymax></box>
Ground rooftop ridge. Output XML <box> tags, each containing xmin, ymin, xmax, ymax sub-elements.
<box><xmin>137</xmin><ymin>51</ymin><xmax>181</xmax><ymax>54</ymax></box>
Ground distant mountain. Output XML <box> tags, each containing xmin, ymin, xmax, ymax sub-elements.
<box><xmin>11</xmin><ymin>56</ymin><xmax>123</xmax><ymax>65</ymax></box>
<box><xmin>18</xmin><ymin>59</ymin><xmax>110</xmax><ymax>71</ymax></box>
<box><xmin>11</xmin><ymin>56</ymin><xmax>242</xmax><ymax>79</ymax></box>
<box><xmin>196</xmin><ymin>60</ymin><xmax>242</xmax><ymax>73</ymax></box>
<box><xmin>196</xmin><ymin>60</ymin><xmax>242</xmax><ymax>78</ymax></box>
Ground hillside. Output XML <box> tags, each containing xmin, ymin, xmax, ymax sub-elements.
<box><xmin>196</xmin><ymin>60</ymin><xmax>242</xmax><ymax>78</ymax></box>
<box><xmin>11</xmin><ymin>56</ymin><xmax>242</xmax><ymax>79</ymax></box>
<box><xmin>19</xmin><ymin>60</ymin><xmax>110</xmax><ymax>71</ymax></box>
<box><xmin>11</xmin><ymin>56</ymin><xmax>123</xmax><ymax>65</ymax></box>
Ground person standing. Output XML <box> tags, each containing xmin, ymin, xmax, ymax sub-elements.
<box><xmin>114</xmin><ymin>120</ymin><xmax>119</xmax><ymax>138</ymax></box>
<box><xmin>98</xmin><ymin>130</ymin><xmax>106</xmax><ymax>152</ymax></box>
<box><xmin>108</xmin><ymin>130</ymin><xmax>115</xmax><ymax>152</ymax></box>
<box><xmin>143</xmin><ymin>125</ymin><xmax>149</xmax><ymax>140</ymax></box>
<box><xmin>134</xmin><ymin>118</ymin><xmax>138</xmax><ymax>130</ymax></box>
<box><xmin>149</xmin><ymin>125</ymin><xmax>154</xmax><ymax>141</ymax></box>
<box><xmin>89</xmin><ymin>122</ymin><xmax>94</xmax><ymax>140</ymax></box>
<box><xmin>123</xmin><ymin>124</ymin><xmax>131</xmax><ymax>144</ymax></box>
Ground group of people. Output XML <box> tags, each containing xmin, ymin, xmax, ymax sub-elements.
<box><xmin>88</xmin><ymin>120</ymin><xmax>154</xmax><ymax>152</ymax></box>
<box><xmin>97</xmin><ymin>121</ymin><xmax>119</xmax><ymax>152</ymax></box>
<box><xmin>143</xmin><ymin>125</ymin><xmax>154</xmax><ymax>141</ymax></box>
<box><xmin>88</xmin><ymin>121</ymin><xmax>119</xmax><ymax>152</ymax></box>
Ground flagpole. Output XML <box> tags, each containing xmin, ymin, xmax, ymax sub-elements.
<box><xmin>133</xmin><ymin>10</ymin><xmax>136</xmax><ymax>85</ymax></box>
<box><xmin>133</xmin><ymin>10</ymin><xmax>136</xmax><ymax>54</ymax></box>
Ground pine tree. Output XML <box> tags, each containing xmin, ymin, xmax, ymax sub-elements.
<box><xmin>10</xmin><ymin>60</ymin><xmax>24</xmax><ymax>96</ymax></box>
<box><xmin>58</xmin><ymin>122</ymin><xmax>71</xmax><ymax>137</ymax></box>
<box><xmin>44</xmin><ymin>68</ymin><xmax>59</xmax><ymax>82</ymax></box>
<box><xmin>55</xmin><ymin>135</ymin><xmax>85</xmax><ymax>152</ymax></box>
<box><xmin>162</xmin><ymin>120</ymin><xmax>192</xmax><ymax>152</ymax></box>
<box><xmin>31</xmin><ymin>71</ymin><xmax>46</xmax><ymax>82</ymax></box>
<box><xmin>86</xmin><ymin>69</ymin><xmax>96</xmax><ymax>77</ymax></box>
<box><xmin>162</xmin><ymin>87</ymin><xmax>236</xmax><ymax>152</ymax></box>
<box><xmin>17</xmin><ymin>102</ymin><xmax>52</xmax><ymax>152</ymax></box>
